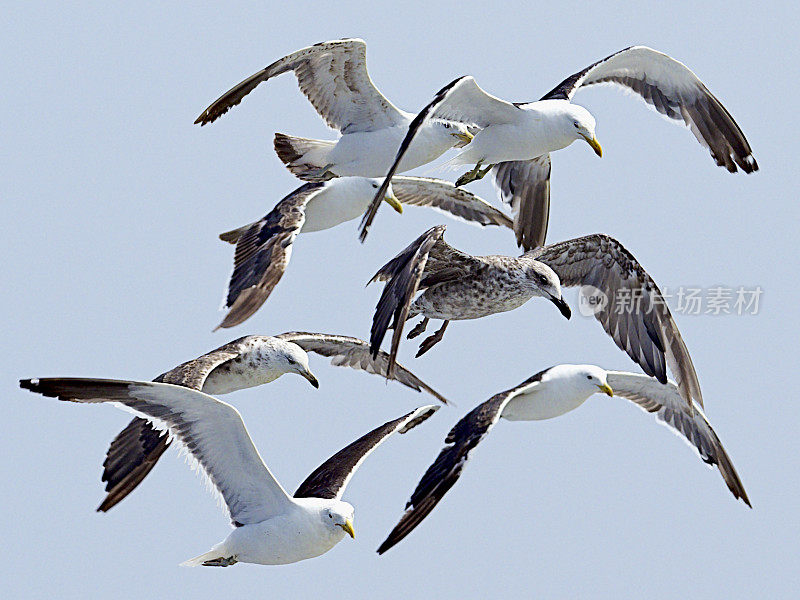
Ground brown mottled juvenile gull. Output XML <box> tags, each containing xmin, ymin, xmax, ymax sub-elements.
<box><xmin>20</xmin><ymin>375</ymin><xmax>438</xmax><ymax>566</ymax></box>
<box><xmin>368</xmin><ymin>225</ymin><xmax>702</xmax><ymax>412</ymax></box>
<box><xmin>43</xmin><ymin>332</ymin><xmax>449</xmax><ymax>512</ymax></box>
<box><xmin>359</xmin><ymin>46</ymin><xmax>758</xmax><ymax>246</ymax></box>
<box><xmin>377</xmin><ymin>364</ymin><xmax>749</xmax><ymax>554</ymax></box>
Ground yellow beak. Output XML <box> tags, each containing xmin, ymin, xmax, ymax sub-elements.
<box><xmin>452</xmin><ymin>131</ymin><xmax>474</xmax><ymax>147</ymax></box>
<box><xmin>383</xmin><ymin>192</ymin><xmax>403</xmax><ymax>214</ymax></box>
<box><xmin>597</xmin><ymin>383</ymin><xmax>614</xmax><ymax>397</ymax></box>
<box><xmin>339</xmin><ymin>518</ymin><xmax>355</xmax><ymax>539</ymax></box>
<box><xmin>583</xmin><ymin>134</ymin><xmax>603</xmax><ymax>157</ymax></box>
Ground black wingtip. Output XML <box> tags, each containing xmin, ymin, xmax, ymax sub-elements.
<box><xmin>19</xmin><ymin>378</ymin><xmax>37</xmax><ymax>392</ymax></box>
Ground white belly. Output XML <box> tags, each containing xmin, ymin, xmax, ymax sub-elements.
<box><xmin>452</xmin><ymin>118</ymin><xmax>572</xmax><ymax>165</ymax></box>
<box><xmin>300</xmin><ymin>191</ymin><xmax>370</xmax><ymax>232</ymax></box>
<box><xmin>501</xmin><ymin>392</ymin><xmax>590</xmax><ymax>421</ymax></box>
<box><xmin>328</xmin><ymin>126</ymin><xmax>451</xmax><ymax>176</ymax></box>
<box><xmin>220</xmin><ymin>512</ymin><xmax>345</xmax><ymax>566</ymax></box>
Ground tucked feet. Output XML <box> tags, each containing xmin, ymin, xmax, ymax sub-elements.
<box><xmin>415</xmin><ymin>321</ymin><xmax>449</xmax><ymax>357</ymax></box>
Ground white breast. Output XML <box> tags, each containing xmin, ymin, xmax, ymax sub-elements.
<box><xmin>501</xmin><ymin>376</ymin><xmax>594</xmax><ymax>421</ymax></box>
<box><xmin>300</xmin><ymin>184</ymin><xmax>372</xmax><ymax>233</ymax></box>
<box><xmin>220</xmin><ymin>506</ymin><xmax>345</xmax><ymax>565</ymax></box>
<box><xmin>328</xmin><ymin>123</ymin><xmax>454</xmax><ymax>176</ymax></box>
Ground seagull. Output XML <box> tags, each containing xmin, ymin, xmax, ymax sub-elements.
<box><xmin>63</xmin><ymin>332</ymin><xmax>449</xmax><ymax>512</ymax></box>
<box><xmin>19</xmin><ymin>376</ymin><xmax>438</xmax><ymax>567</ymax></box>
<box><xmin>217</xmin><ymin>176</ymin><xmax>512</xmax><ymax>329</ymax></box>
<box><xmin>368</xmin><ymin>225</ymin><xmax>702</xmax><ymax>412</ymax></box>
<box><xmin>194</xmin><ymin>38</ymin><xmax>474</xmax><ymax>180</ymax></box>
<box><xmin>376</xmin><ymin>364</ymin><xmax>750</xmax><ymax>554</ymax></box>
<box><xmin>360</xmin><ymin>46</ymin><xmax>758</xmax><ymax>247</ymax></box>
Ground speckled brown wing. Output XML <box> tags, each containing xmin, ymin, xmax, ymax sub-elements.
<box><xmin>217</xmin><ymin>182</ymin><xmax>325</xmax><ymax>329</ymax></box>
<box><xmin>276</xmin><ymin>332</ymin><xmax>449</xmax><ymax>404</ymax></box>
<box><xmin>195</xmin><ymin>38</ymin><xmax>406</xmax><ymax>131</ymax></box>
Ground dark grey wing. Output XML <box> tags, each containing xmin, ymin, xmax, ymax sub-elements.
<box><xmin>607</xmin><ymin>371</ymin><xmax>750</xmax><ymax>506</ymax></box>
<box><xmin>20</xmin><ymin>378</ymin><xmax>294</xmax><ymax>525</ymax></box>
<box><xmin>368</xmin><ymin>225</ymin><xmax>484</xmax><ymax>375</ymax></box>
<box><xmin>377</xmin><ymin>369</ymin><xmax>548</xmax><ymax>554</ymax></box>
<box><xmin>217</xmin><ymin>182</ymin><xmax>325</xmax><ymax>329</ymax></box>
<box><xmin>532</xmin><ymin>234</ymin><xmax>702</xmax><ymax>410</ymax></box>
<box><xmin>491</xmin><ymin>155</ymin><xmax>551</xmax><ymax>250</ymax></box>
<box><xmin>294</xmin><ymin>405</ymin><xmax>439</xmax><ymax>500</ymax></box>
<box><xmin>275</xmin><ymin>332</ymin><xmax>450</xmax><ymax>404</ymax></box>
<box><xmin>97</xmin><ymin>340</ymin><xmax>246</xmax><ymax>511</ymax></box>
<box><xmin>390</xmin><ymin>176</ymin><xmax>513</xmax><ymax>229</ymax></box>
<box><xmin>97</xmin><ymin>416</ymin><xmax>170</xmax><ymax>512</ymax></box>
<box><xmin>540</xmin><ymin>46</ymin><xmax>757</xmax><ymax>173</ymax></box>
<box><xmin>358</xmin><ymin>76</ymin><xmax>468</xmax><ymax>242</ymax></box>
<box><xmin>368</xmin><ymin>226</ymin><xmax>445</xmax><ymax>374</ymax></box>
<box><xmin>194</xmin><ymin>38</ymin><xmax>406</xmax><ymax>131</ymax></box>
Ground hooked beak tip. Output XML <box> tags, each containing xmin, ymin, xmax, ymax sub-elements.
<box><xmin>597</xmin><ymin>383</ymin><xmax>614</xmax><ymax>397</ymax></box>
<box><xmin>585</xmin><ymin>135</ymin><xmax>602</xmax><ymax>157</ymax></box>
<box><xmin>340</xmin><ymin>519</ymin><xmax>355</xmax><ymax>538</ymax></box>
<box><xmin>304</xmin><ymin>372</ymin><xmax>319</xmax><ymax>388</ymax></box>
<box><xmin>550</xmin><ymin>296</ymin><xmax>572</xmax><ymax>320</ymax></box>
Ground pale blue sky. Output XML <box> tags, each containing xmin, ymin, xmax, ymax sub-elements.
<box><xmin>3</xmin><ymin>2</ymin><xmax>798</xmax><ymax>598</ymax></box>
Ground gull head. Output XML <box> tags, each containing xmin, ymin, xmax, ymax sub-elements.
<box><xmin>526</xmin><ymin>262</ymin><xmax>571</xmax><ymax>319</ymax></box>
<box><xmin>565</xmin><ymin>104</ymin><xmax>602</xmax><ymax>157</ymax></box>
<box><xmin>323</xmin><ymin>502</ymin><xmax>355</xmax><ymax>539</ymax></box>
<box><xmin>572</xmin><ymin>364</ymin><xmax>614</xmax><ymax>397</ymax></box>
<box><xmin>361</xmin><ymin>177</ymin><xmax>402</xmax><ymax>214</ymax></box>
<box><xmin>274</xmin><ymin>341</ymin><xmax>319</xmax><ymax>388</ymax></box>
<box><xmin>429</xmin><ymin>119</ymin><xmax>474</xmax><ymax>148</ymax></box>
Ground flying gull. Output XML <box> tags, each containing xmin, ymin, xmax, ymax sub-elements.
<box><xmin>194</xmin><ymin>38</ymin><xmax>473</xmax><ymax>180</ymax></box>
<box><xmin>368</xmin><ymin>225</ymin><xmax>702</xmax><ymax>411</ymax></box>
<box><xmin>376</xmin><ymin>364</ymin><xmax>750</xmax><ymax>554</ymax></box>
<box><xmin>20</xmin><ymin>376</ymin><xmax>438</xmax><ymax>566</ymax></box>
<box><xmin>360</xmin><ymin>46</ymin><xmax>758</xmax><ymax>246</ymax></box>
<box><xmin>217</xmin><ymin>176</ymin><xmax>511</xmax><ymax>329</ymax></box>
<box><xmin>66</xmin><ymin>332</ymin><xmax>449</xmax><ymax>512</ymax></box>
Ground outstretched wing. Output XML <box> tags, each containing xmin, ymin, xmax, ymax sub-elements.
<box><xmin>97</xmin><ymin>338</ymin><xmax>256</xmax><ymax>512</ymax></box>
<box><xmin>195</xmin><ymin>38</ymin><xmax>407</xmax><ymax>131</ymax></box>
<box><xmin>368</xmin><ymin>225</ymin><xmax>485</xmax><ymax>375</ymax></box>
<box><xmin>531</xmin><ymin>234</ymin><xmax>702</xmax><ymax>411</ymax></box>
<box><xmin>275</xmin><ymin>332</ymin><xmax>449</xmax><ymax>404</ymax></box>
<box><xmin>540</xmin><ymin>46</ymin><xmax>757</xmax><ymax>173</ymax></box>
<box><xmin>358</xmin><ymin>76</ymin><xmax>468</xmax><ymax>242</ymax></box>
<box><xmin>20</xmin><ymin>378</ymin><xmax>295</xmax><ymax>526</ymax></box>
<box><xmin>294</xmin><ymin>405</ymin><xmax>439</xmax><ymax>500</ymax></box>
<box><xmin>377</xmin><ymin>370</ymin><xmax>547</xmax><ymax>554</ymax></box>
<box><xmin>390</xmin><ymin>176</ymin><xmax>513</xmax><ymax>229</ymax></box>
<box><xmin>217</xmin><ymin>182</ymin><xmax>325</xmax><ymax>329</ymax></box>
<box><xmin>607</xmin><ymin>371</ymin><xmax>750</xmax><ymax>506</ymax></box>
<box><xmin>491</xmin><ymin>155</ymin><xmax>552</xmax><ymax>250</ymax></box>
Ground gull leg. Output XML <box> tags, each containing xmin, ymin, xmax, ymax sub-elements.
<box><xmin>455</xmin><ymin>163</ymin><xmax>484</xmax><ymax>187</ymax></box>
<box><xmin>416</xmin><ymin>321</ymin><xmax>449</xmax><ymax>357</ymax></box>
<box><xmin>473</xmin><ymin>163</ymin><xmax>495</xmax><ymax>181</ymax></box>
<box><xmin>407</xmin><ymin>317</ymin><xmax>430</xmax><ymax>340</ymax></box>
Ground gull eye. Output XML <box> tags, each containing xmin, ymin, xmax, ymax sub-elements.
<box><xmin>287</xmin><ymin>357</ymin><xmax>296</xmax><ymax>365</ymax></box>
<box><xmin>587</xmin><ymin>375</ymin><xmax>593</xmax><ymax>380</ymax></box>
<box><xmin>329</xmin><ymin>514</ymin><xmax>333</xmax><ymax>519</ymax></box>
<box><xmin>372</xmin><ymin>183</ymin><xmax>378</xmax><ymax>188</ymax></box>
<box><xmin>573</xmin><ymin>121</ymin><xmax>580</xmax><ymax>128</ymax></box>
